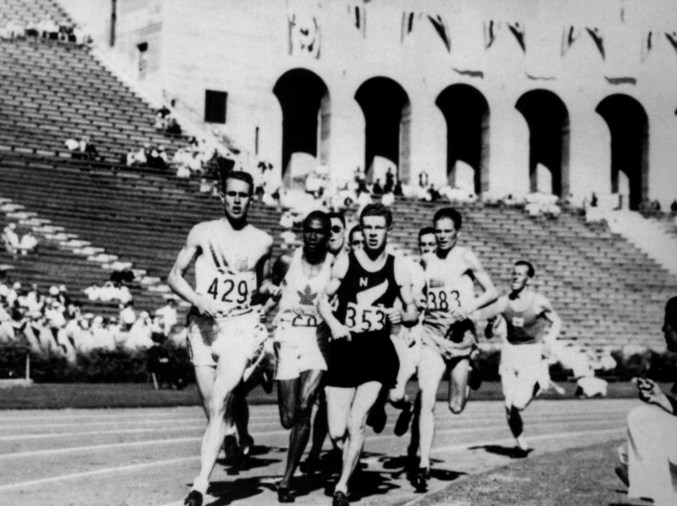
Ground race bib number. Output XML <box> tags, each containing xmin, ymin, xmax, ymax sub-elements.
<box><xmin>206</xmin><ymin>271</ymin><xmax>256</xmax><ymax>313</ymax></box>
<box><xmin>345</xmin><ymin>302</ymin><xmax>387</xmax><ymax>332</ymax></box>
<box><xmin>426</xmin><ymin>287</ymin><xmax>460</xmax><ymax>312</ymax></box>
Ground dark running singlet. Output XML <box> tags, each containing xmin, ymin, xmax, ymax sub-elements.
<box><xmin>503</xmin><ymin>292</ymin><xmax>549</xmax><ymax>345</ymax></box>
<box><xmin>326</xmin><ymin>252</ymin><xmax>401</xmax><ymax>388</ymax></box>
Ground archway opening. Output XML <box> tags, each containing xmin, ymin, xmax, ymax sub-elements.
<box><xmin>355</xmin><ymin>77</ymin><xmax>411</xmax><ymax>183</ymax></box>
<box><xmin>435</xmin><ymin>84</ymin><xmax>490</xmax><ymax>194</ymax></box>
<box><xmin>273</xmin><ymin>68</ymin><xmax>330</xmax><ymax>181</ymax></box>
<box><xmin>596</xmin><ymin>94</ymin><xmax>649</xmax><ymax>210</ymax></box>
<box><xmin>515</xmin><ymin>89</ymin><xmax>570</xmax><ymax>197</ymax></box>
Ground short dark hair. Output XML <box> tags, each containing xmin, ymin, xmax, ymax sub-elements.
<box><xmin>348</xmin><ymin>225</ymin><xmax>363</xmax><ymax>244</ymax></box>
<box><xmin>418</xmin><ymin>226</ymin><xmax>436</xmax><ymax>241</ymax></box>
<box><xmin>433</xmin><ymin>207</ymin><xmax>462</xmax><ymax>229</ymax></box>
<box><xmin>303</xmin><ymin>210</ymin><xmax>330</xmax><ymax>234</ymax></box>
<box><xmin>515</xmin><ymin>260</ymin><xmax>535</xmax><ymax>278</ymax></box>
<box><xmin>360</xmin><ymin>203</ymin><xmax>393</xmax><ymax>228</ymax></box>
<box><xmin>219</xmin><ymin>169</ymin><xmax>254</xmax><ymax>196</ymax></box>
<box><xmin>666</xmin><ymin>297</ymin><xmax>677</xmax><ymax>329</ymax></box>
<box><xmin>327</xmin><ymin>211</ymin><xmax>346</xmax><ymax>228</ymax></box>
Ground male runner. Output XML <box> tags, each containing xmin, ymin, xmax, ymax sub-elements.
<box><xmin>487</xmin><ymin>260</ymin><xmax>561</xmax><ymax>457</ymax></box>
<box><xmin>328</xmin><ymin>212</ymin><xmax>348</xmax><ymax>256</ymax></box>
<box><xmin>415</xmin><ymin>207</ymin><xmax>498</xmax><ymax>491</ymax></box>
<box><xmin>268</xmin><ymin>211</ymin><xmax>333</xmax><ymax>502</ymax></box>
<box><xmin>318</xmin><ymin>204</ymin><xmax>419</xmax><ymax>506</ymax></box>
<box><xmin>348</xmin><ymin>225</ymin><xmax>364</xmax><ymax>251</ymax></box>
<box><xmin>168</xmin><ymin>170</ymin><xmax>274</xmax><ymax>506</ymax></box>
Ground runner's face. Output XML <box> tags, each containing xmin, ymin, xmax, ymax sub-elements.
<box><xmin>303</xmin><ymin>218</ymin><xmax>328</xmax><ymax>255</ymax></box>
<box><xmin>222</xmin><ymin>179</ymin><xmax>252</xmax><ymax>222</ymax></box>
<box><xmin>329</xmin><ymin>217</ymin><xmax>345</xmax><ymax>254</ymax></box>
<box><xmin>350</xmin><ymin>231</ymin><xmax>364</xmax><ymax>251</ymax></box>
<box><xmin>361</xmin><ymin>216</ymin><xmax>388</xmax><ymax>252</ymax></box>
<box><xmin>511</xmin><ymin>265</ymin><xmax>530</xmax><ymax>291</ymax></box>
<box><xmin>663</xmin><ymin>315</ymin><xmax>677</xmax><ymax>352</ymax></box>
<box><xmin>418</xmin><ymin>233</ymin><xmax>436</xmax><ymax>255</ymax></box>
<box><xmin>434</xmin><ymin>217</ymin><xmax>459</xmax><ymax>251</ymax></box>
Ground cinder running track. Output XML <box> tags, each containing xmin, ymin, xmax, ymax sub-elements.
<box><xmin>0</xmin><ymin>399</ymin><xmax>635</xmax><ymax>506</ymax></box>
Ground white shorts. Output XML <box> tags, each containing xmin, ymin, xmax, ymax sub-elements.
<box><xmin>392</xmin><ymin>324</ymin><xmax>422</xmax><ymax>384</ymax></box>
<box><xmin>187</xmin><ymin>311</ymin><xmax>265</xmax><ymax>368</ymax></box>
<box><xmin>274</xmin><ymin>324</ymin><xmax>327</xmax><ymax>381</ymax></box>
<box><xmin>499</xmin><ymin>342</ymin><xmax>543</xmax><ymax>383</ymax></box>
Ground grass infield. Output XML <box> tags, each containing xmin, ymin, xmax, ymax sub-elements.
<box><xmin>422</xmin><ymin>439</ymin><xmax>646</xmax><ymax>506</ymax></box>
<box><xmin>0</xmin><ymin>380</ymin><xmax>642</xmax><ymax>410</ymax></box>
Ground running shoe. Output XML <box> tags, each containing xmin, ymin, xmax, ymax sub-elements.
<box><xmin>332</xmin><ymin>490</ymin><xmax>350</xmax><ymax>506</ymax></box>
<box><xmin>184</xmin><ymin>490</ymin><xmax>203</xmax><ymax>506</ymax></box>
<box><xmin>277</xmin><ymin>484</ymin><xmax>295</xmax><ymax>503</ymax></box>
<box><xmin>394</xmin><ymin>401</ymin><xmax>413</xmax><ymax>436</ymax></box>
<box><xmin>413</xmin><ymin>466</ymin><xmax>430</xmax><ymax>492</ymax></box>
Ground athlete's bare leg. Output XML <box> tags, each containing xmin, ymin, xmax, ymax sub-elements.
<box><xmin>303</xmin><ymin>392</ymin><xmax>330</xmax><ymax>470</ymax></box>
<box><xmin>447</xmin><ymin>357</ymin><xmax>471</xmax><ymax>414</ymax></box>
<box><xmin>333</xmin><ymin>381</ymin><xmax>382</xmax><ymax>495</ymax></box>
<box><xmin>416</xmin><ymin>346</ymin><xmax>447</xmax><ymax>470</ymax></box>
<box><xmin>325</xmin><ymin>386</ymin><xmax>353</xmax><ymax>448</ymax></box>
<box><xmin>190</xmin><ymin>353</ymin><xmax>249</xmax><ymax>495</ymax></box>
<box><xmin>502</xmin><ymin>369</ymin><xmax>536</xmax><ymax>451</ymax></box>
<box><xmin>194</xmin><ymin>366</ymin><xmax>216</xmax><ymax>418</ymax></box>
<box><xmin>278</xmin><ymin>369</ymin><xmax>325</xmax><ymax>491</ymax></box>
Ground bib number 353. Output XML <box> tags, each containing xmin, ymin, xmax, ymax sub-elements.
<box><xmin>345</xmin><ymin>302</ymin><xmax>387</xmax><ymax>332</ymax></box>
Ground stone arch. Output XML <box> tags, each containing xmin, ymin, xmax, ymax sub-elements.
<box><xmin>435</xmin><ymin>84</ymin><xmax>490</xmax><ymax>193</ymax></box>
<box><xmin>596</xmin><ymin>94</ymin><xmax>649</xmax><ymax>210</ymax></box>
<box><xmin>354</xmin><ymin>77</ymin><xmax>411</xmax><ymax>182</ymax></box>
<box><xmin>515</xmin><ymin>89</ymin><xmax>570</xmax><ymax>197</ymax></box>
<box><xmin>273</xmin><ymin>68</ymin><xmax>330</xmax><ymax>181</ymax></box>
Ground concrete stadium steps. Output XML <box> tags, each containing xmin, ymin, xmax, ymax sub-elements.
<box><xmin>0</xmin><ymin>152</ymin><xmax>289</xmax><ymax>314</ymax></box>
<box><xmin>0</xmin><ymin>37</ymin><xmax>186</xmax><ymax>162</ymax></box>
<box><xmin>389</xmin><ymin>199</ymin><xmax>676</xmax><ymax>350</ymax></box>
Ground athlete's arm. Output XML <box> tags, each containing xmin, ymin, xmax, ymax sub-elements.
<box><xmin>536</xmin><ymin>294</ymin><xmax>561</xmax><ymax>355</ymax></box>
<box><xmin>460</xmin><ymin>249</ymin><xmax>498</xmax><ymax>316</ymax></box>
<box><xmin>317</xmin><ymin>253</ymin><xmax>351</xmax><ymax>341</ymax></box>
<box><xmin>482</xmin><ymin>296</ymin><xmax>508</xmax><ymax>340</ymax></box>
<box><xmin>394</xmin><ymin>256</ymin><xmax>419</xmax><ymax>327</ymax></box>
<box><xmin>167</xmin><ymin>225</ymin><xmax>221</xmax><ymax>318</ymax></box>
<box><xmin>254</xmin><ymin>238</ymin><xmax>275</xmax><ymax>318</ymax></box>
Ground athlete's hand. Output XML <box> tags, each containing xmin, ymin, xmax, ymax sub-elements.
<box><xmin>193</xmin><ymin>294</ymin><xmax>221</xmax><ymax>319</ymax></box>
<box><xmin>447</xmin><ymin>307</ymin><xmax>468</xmax><ymax>324</ymax></box>
<box><xmin>385</xmin><ymin>307</ymin><xmax>402</xmax><ymax>325</ymax></box>
<box><xmin>329</xmin><ymin>322</ymin><xmax>352</xmax><ymax>342</ymax></box>
<box><xmin>635</xmin><ymin>377</ymin><xmax>669</xmax><ymax>408</ymax></box>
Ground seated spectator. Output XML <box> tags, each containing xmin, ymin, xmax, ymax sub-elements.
<box><xmin>119</xmin><ymin>300</ymin><xmax>136</xmax><ymax>331</ymax></box>
<box><xmin>155</xmin><ymin>298</ymin><xmax>178</xmax><ymax>336</ymax></box>
<box><xmin>126</xmin><ymin>311</ymin><xmax>154</xmax><ymax>349</ymax></box>
<box><xmin>616</xmin><ymin>297</ymin><xmax>677</xmax><ymax>506</ymax></box>
<box><xmin>38</xmin><ymin>18</ymin><xmax>59</xmax><ymax>39</ymax></box>
<box><xmin>2</xmin><ymin>223</ymin><xmax>20</xmax><ymax>256</ymax></box>
<box><xmin>17</xmin><ymin>230</ymin><xmax>38</xmax><ymax>255</ymax></box>
<box><xmin>393</xmin><ymin>180</ymin><xmax>403</xmax><ymax>197</ymax></box>
<box><xmin>98</xmin><ymin>281</ymin><xmax>117</xmax><ymax>302</ymax></box>
<box><xmin>372</xmin><ymin>179</ymin><xmax>384</xmax><ymax>195</ymax></box>
<box><xmin>91</xmin><ymin>316</ymin><xmax>116</xmax><ymax>350</ymax></box>
<box><xmin>384</xmin><ymin>168</ymin><xmax>395</xmax><ymax>194</ymax></box>
<box><xmin>165</xmin><ymin>116</ymin><xmax>182</xmax><ymax>135</ymax></box>
<box><xmin>25</xmin><ymin>20</ymin><xmax>39</xmax><ymax>37</ymax></box>
<box><xmin>72</xmin><ymin>315</ymin><xmax>95</xmax><ymax>352</ymax></box>
<box><xmin>0</xmin><ymin>20</ymin><xmax>24</xmax><ymax>39</ymax></box>
<box><xmin>84</xmin><ymin>282</ymin><xmax>100</xmax><ymax>301</ymax></box>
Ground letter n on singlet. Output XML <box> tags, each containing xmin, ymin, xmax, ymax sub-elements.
<box><xmin>359</xmin><ymin>277</ymin><xmax>368</xmax><ymax>288</ymax></box>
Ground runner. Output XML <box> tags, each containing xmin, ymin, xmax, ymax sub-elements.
<box><xmin>318</xmin><ymin>203</ymin><xmax>419</xmax><ymax>506</ymax></box>
<box><xmin>414</xmin><ymin>207</ymin><xmax>498</xmax><ymax>491</ymax></box>
<box><xmin>167</xmin><ymin>170</ymin><xmax>274</xmax><ymax>506</ymax></box>
<box><xmin>487</xmin><ymin>260</ymin><xmax>561</xmax><ymax>457</ymax></box>
<box><xmin>267</xmin><ymin>211</ymin><xmax>333</xmax><ymax>502</ymax></box>
<box><xmin>347</xmin><ymin>225</ymin><xmax>364</xmax><ymax>252</ymax></box>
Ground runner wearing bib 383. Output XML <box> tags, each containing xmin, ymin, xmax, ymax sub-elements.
<box><xmin>168</xmin><ymin>170</ymin><xmax>274</xmax><ymax>506</ymax></box>
<box><xmin>414</xmin><ymin>207</ymin><xmax>498</xmax><ymax>492</ymax></box>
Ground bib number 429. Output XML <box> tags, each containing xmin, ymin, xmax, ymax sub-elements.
<box><xmin>207</xmin><ymin>276</ymin><xmax>250</xmax><ymax>305</ymax></box>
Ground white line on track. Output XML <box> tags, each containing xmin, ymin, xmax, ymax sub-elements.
<box><xmin>0</xmin><ymin>426</ymin><xmax>624</xmax><ymax>496</ymax></box>
<box><xmin>0</xmin><ymin>417</ymin><xmax>618</xmax><ymax>459</ymax></box>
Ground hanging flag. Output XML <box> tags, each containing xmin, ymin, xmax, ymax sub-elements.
<box><xmin>347</xmin><ymin>3</ymin><xmax>366</xmax><ymax>37</ymax></box>
<box><xmin>507</xmin><ymin>21</ymin><xmax>525</xmax><ymax>52</ymax></box>
<box><xmin>640</xmin><ymin>31</ymin><xmax>653</xmax><ymax>62</ymax></box>
<box><xmin>483</xmin><ymin>20</ymin><xmax>497</xmax><ymax>49</ymax></box>
<box><xmin>401</xmin><ymin>10</ymin><xmax>416</xmax><ymax>43</ymax></box>
<box><xmin>561</xmin><ymin>26</ymin><xmax>579</xmax><ymax>56</ymax></box>
<box><xmin>427</xmin><ymin>14</ymin><xmax>451</xmax><ymax>52</ymax></box>
<box><xmin>665</xmin><ymin>31</ymin><xmax>677</xmax><ymax>54</ymax></box>
<box><xmin>586</xmin><ymin>27</ymin><xmax>605</xmax><ymax>59</ymax></box>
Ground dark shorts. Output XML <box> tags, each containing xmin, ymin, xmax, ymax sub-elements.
<box><xmin>325</xmin><ymin>330</ymin><xmax>399</xmax><ymax>388</ymax></box>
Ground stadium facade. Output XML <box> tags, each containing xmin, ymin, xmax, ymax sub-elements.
<box><xmin>62</xmin><ymin>0</ymin><xmax>677</xmax><ymax>208</ymax></box>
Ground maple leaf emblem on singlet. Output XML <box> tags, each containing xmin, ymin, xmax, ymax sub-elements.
<box><xmin>297</xmin><ymin>285</ymin><xmax>317</xmax><ymax>305</ymax></box>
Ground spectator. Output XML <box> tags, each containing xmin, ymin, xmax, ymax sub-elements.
<box><xmin>418</xmin><ymin>171</ymin><xmax>429</xmax><ymax>188</ymax></box>
<box><xmin>126</xmin><ymin>310</ymin><xmax>153</xmax><ymax>349</ymax></box>
<box><xmin>91</xmin><ymin>316</ymin><xmax>116</xmax><ymax>350</ymax></box>
<box><xmin>616</xmin><ymin>297</ymin><xmax>677</xmax><ymax>506</ymax></box>
<box><xmin>652</xmin><ymin>200</ymin><xmax>662</xmax><ymax>212</ymax></box>
<box><xmin>155</xmin><ymin>298</ymin><xmax>178</xmax><ymax>336</ymax></box>
<box><xmin>394</xmin><ymin>180</ymin><xmax>403</xmax><ymax>197</ymax></box>
<box><xmin>72</xmin><ymin>314</ymin><xmax>95</xmax><ymax>352</ymax></box>
<box><xmin>372</xmin><ymin>179</ymin><xmax>384</xmax><ymax>195</ymax></box>
<box><xmin>670</xmin><ymin>200</ymin><xmax>677</xmax><ymax>213</ymax></box>
<box><xmin>2</xmin><ymin>223</ymin><xmax>20</xmax><ymax>256</ymax></box>
<box><xmin>17</xmin><ymin>230</ymin><xmax>38</xmax><ymax>255</ymax></box>
<box><xmin>119</xmin><ymin>300</ymin><xmax>136</xmax><ymax>331</ymax></box>
<box><xmin>84</xmin><ymin>282</ymin><xmax>100</xmax><ymax>301</ymax></box>
<box><xmin>384</xmin><ymin>168</ymin><xmax>395</xmax><ymax>194</ymax></box>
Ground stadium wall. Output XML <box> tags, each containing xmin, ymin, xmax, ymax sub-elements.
<box><xmin>58</xmin><ymin>0</ymin><xmax>677</xmax><ymax>207</ymax></box>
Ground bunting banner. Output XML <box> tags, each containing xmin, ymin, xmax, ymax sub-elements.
<box><xmin>586</xmin><ymin>27</ymin><xmax>605</xmax><ymax>59</ymax></box>
<box><xmin>483</xmin><ymin>20</ymin><xmax>498</xmax><ymax>49</ymax></box>
<box><xmin>427</xmin><ymin>14</ymin><xmax>451</xmax><ymax>52</ymax></box>
<box><xmin>507</xmin><ymin>21</ymin><xmax>525</xmax><ymax>52</ymax></box>
<box><xmin>561</xmin><ymin>26</ymin><xmax>579</xmax><ymax>56</ymax></box>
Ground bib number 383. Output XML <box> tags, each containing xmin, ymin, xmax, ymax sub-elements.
<box><xmin>426</xmin><ymin>287</ymin><xmax>460</xmax><ymax>312</ymax></box>
<box><xmin>345</xmin><ymin>302</ymin><xmax>387</xmax><ymax>332</ymax></box>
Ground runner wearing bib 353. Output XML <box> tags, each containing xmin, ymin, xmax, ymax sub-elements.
<box><xmin>414</xmin><ymin>207</ymin><xmax>498</xmax><ymax>492</ymax></box>
<box><xmin>168</xmin><ymin>170</ymin><xmax>274</xmax><ymax>506</ymax></box>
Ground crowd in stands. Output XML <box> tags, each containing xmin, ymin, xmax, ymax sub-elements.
<box><xmin>2</xmin><ymin>222</ymin><xmax>38</xmax><ymax>257</ymax></box>
<box><xmin>64</xmin><ymin>136</ymin><xmax>100</xmax><ymax>161</ymax></box>
<box><xmin>154</xmin><ymin>106</ymin><xmax>182</xmax><ymax>136</ymax></box>
<box><xmin>0</xmin><ymin>16</ymin><xmax>91</xmax><ymax>44</ymax></box>
<box><xmin>0</xmin><ymin>276</ymin><xmax>184</xmax><ymax>364</ymax></box>
<box><xmin>122</xmin><ymin>142</ymin><xmax>169</xmax><ymax>170</ymax></box>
